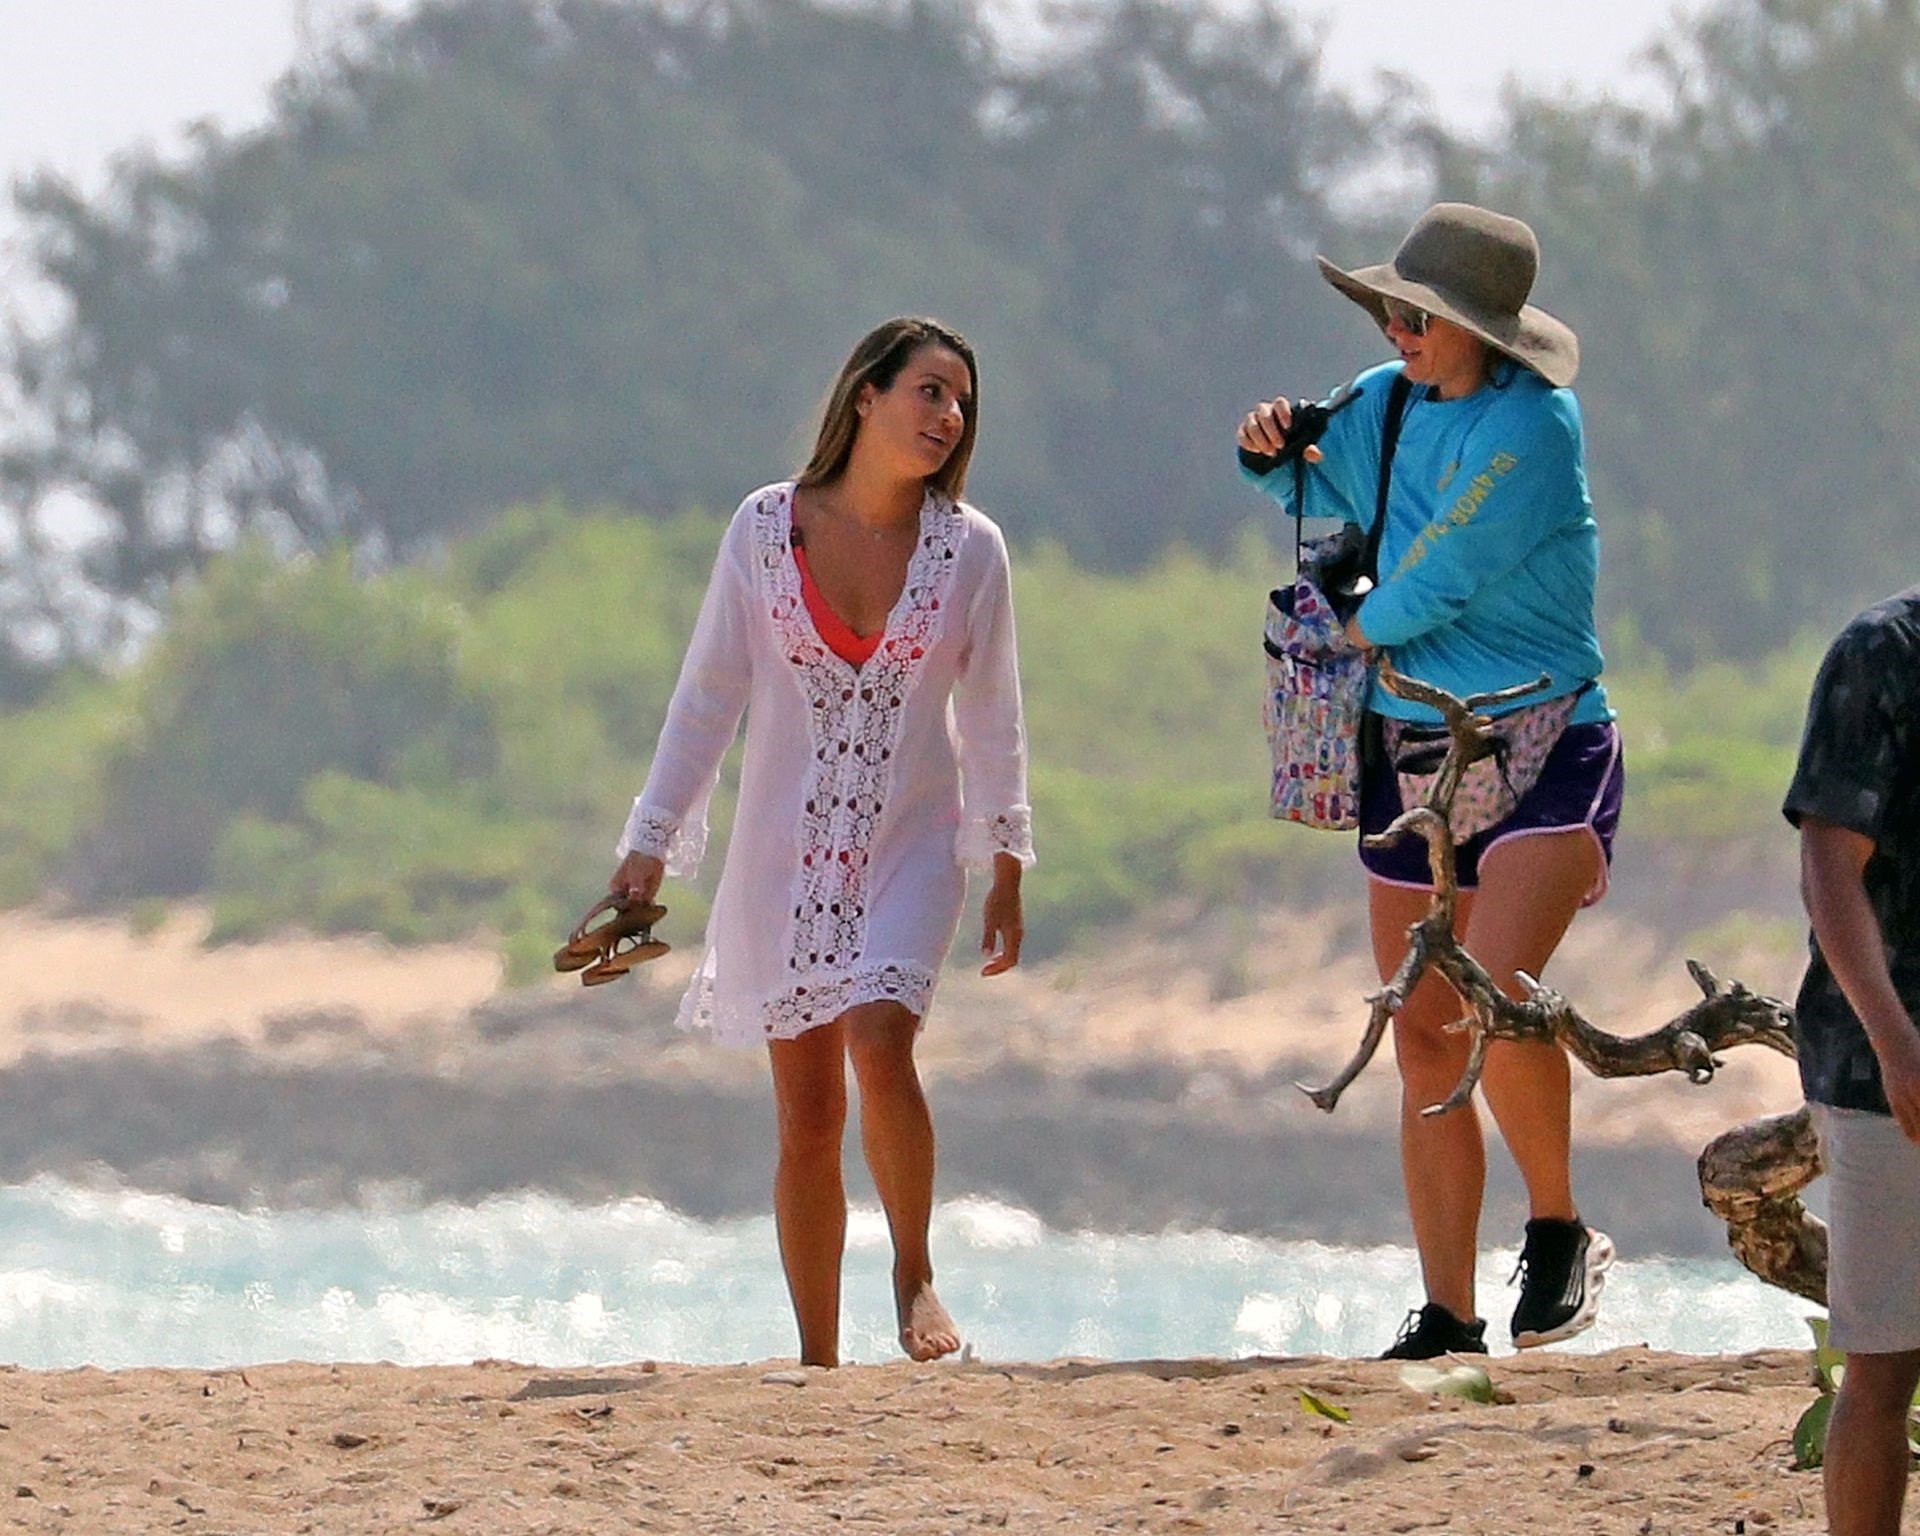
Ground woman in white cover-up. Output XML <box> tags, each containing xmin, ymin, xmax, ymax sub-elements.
<box><xmin>610</xmin><ymin>318</ymin><xmax>1034</xmax><ymax>1368</ymax></box>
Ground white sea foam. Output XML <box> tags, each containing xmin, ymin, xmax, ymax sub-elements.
<box><xmin>0</xmin><ymin>1177</ymin><xmax>1818</xmax><ymax>1369</ymax></box>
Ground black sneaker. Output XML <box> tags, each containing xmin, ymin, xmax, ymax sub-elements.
<box><xmin>1509</xmin><ymin>1218</ymin><xmax>1615</xmax><ymax>1348</ymax></box>
<box><xmin>1379</xmin><ymin>1302</ymin><xmax>1488</xmax><ymax>1361</ymax></box>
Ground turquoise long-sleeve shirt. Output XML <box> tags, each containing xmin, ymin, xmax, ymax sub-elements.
<box><xmin>1241</xmin><ymin>359</ymin><xmax>1612</xmax><ymax>726</ymax></box>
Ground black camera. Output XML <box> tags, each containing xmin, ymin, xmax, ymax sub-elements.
<box><xmin>1236</xmin><ymin>381</ymin><xmax>1362</xmax><ymax>477</ymax></box>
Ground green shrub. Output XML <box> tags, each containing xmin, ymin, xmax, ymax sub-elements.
<box><xmin>0</xmin><ymin>506</ymin><xmax>1854</xmax><ymax>982</ymax></box>
<box><xmin>0</xmin><ymin>674</ymin><xmax>137</xmax><ymax>904</ymax></box>
<box><xmin>76</xmin><ymin>545</ymin><xmax>494</xmax><ymax>899</ymax></box>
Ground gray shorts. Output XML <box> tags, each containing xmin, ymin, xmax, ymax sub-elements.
<box><xmin>1814</xmin><ymin>1103</ymin><xmax>1920</xmax><ymax>1356</ymax></box>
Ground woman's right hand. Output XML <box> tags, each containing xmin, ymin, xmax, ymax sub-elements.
<box><xmin>610</xmin><ymin>851</ymin><xmax>666</xmax><ymax>905</ymax></box>
<box><xmin>1236</xmin><ymin>397</ymin><xmax>1321</xmax><ymax>463</ymax></box>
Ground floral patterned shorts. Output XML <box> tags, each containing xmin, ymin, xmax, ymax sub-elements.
<box><xmin>1358</xmin><ymin>720</ymin><xmax>1624</xmax><ymax>906</ymax></box>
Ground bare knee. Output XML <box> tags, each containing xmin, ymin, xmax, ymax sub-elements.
<box><xmin>1393</xmin><ymin>999</ymin><xmax>1468</xmax><ymax>1081</ymax></box>
<box><xmin>776</xmin><ymin>1083</ymin><xmax>847</xmax><ymax>1162</ymax></box>
<box><xmin>845</xmin><ymin>1004</ymin><xmax>921</xmax><ymax>1097</ymax></box>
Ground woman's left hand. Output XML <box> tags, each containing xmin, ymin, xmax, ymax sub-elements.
<box><xmin>980</xmin><ymin>853</ymin><xmax>1024</xmax><ymax>977</ymax></box>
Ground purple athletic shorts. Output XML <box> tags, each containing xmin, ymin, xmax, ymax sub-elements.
<box><xmin>1358</xmin><ymin>720</ymin><xmax>1625</xmax><ymax>907</ymax></box>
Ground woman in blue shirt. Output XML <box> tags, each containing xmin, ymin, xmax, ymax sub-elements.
<box><xmin>1237</xmin><ymin>204</ymin><xmax>1625</xmax><ymax>1361</ymax></box>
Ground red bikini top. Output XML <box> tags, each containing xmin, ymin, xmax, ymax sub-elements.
<box><xmin>792</xmin><ymin>540</ymin><xmax>882</xmax><ymax>667</ymax></box>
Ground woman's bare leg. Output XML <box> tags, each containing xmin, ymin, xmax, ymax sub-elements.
<box><xmin>1373</xmin><ymin>878</ymin><xmax>1483</xmax><ymax>1321</ymax></box>
<box><xmin>1466</xmin><ymin>831</ymin><xmax>1602</xmax><ymax>1223</ymax></box>
<box><xmin>845</xmin><ymin>1000</ymin><xmax>960</xmax><ymax>1361</ymax></box>
<box><xmin>768</xmin><ymin>1022</ymin><xmax>849</xmax><ymax>1367</ymax></box>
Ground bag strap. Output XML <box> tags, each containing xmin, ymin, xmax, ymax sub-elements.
<box><xmin>1362</xmin><ymin>372</ymin><xmax>1415</xmax><ymax>587</ymax></box>
<box><xmin>1291</xmin><ymin>371</ymin><xmax>1416</xmax><ymax>574</ymax></box>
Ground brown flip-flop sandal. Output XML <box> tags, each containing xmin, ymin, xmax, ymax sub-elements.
<box><xmin>554</xmin><ymin>895</ymin><xmax>667</xmax><ymax>974</ymax></box>
<box><xmin>580</xmin><ymin>936</ymin><xmax>672</xmax><ymax>986</ymax></box>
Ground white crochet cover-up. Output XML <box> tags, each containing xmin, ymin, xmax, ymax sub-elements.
<box><xmin>618</xmin><ymin>482</ymin><xmax>1035</xmax><ymax>1046</ymax></box>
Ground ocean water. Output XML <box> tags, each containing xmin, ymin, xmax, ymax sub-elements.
<box><xmin>0</xmin><ymin>1178</ymin><xmax>1816</xmax><ymax>1370</ymax></box>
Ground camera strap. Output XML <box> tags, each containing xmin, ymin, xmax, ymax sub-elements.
<box><xmin>1291</xmin><ymin>371</ymin><xmax>1415</xmax><ymax>576</ymax></box>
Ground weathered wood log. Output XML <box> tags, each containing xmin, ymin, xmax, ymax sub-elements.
<box><xmin>1698</xmin><ymin>1106</ymin><xmax>1828</xmax><ymax>1305</ymax></box>
<box><xmin>1297</xmin><ymin>663</ymin><xmax>1824</xmax><ymax>1301</ymax></box>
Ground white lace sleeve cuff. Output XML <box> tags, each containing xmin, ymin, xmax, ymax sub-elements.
<box><xmin>617</xmin><ymin>800</ymin><xmax>709</xmax><ymax>878</ymax></box>
<box><xmin>956</xmin><ymin>806</ymin><xmax>1035</xmax><ymax>869</ymax></box>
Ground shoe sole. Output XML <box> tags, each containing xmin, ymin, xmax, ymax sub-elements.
<box><xmin>1512</xmin><ymin>1229</ymin><xmax>1616</xmax><ymax>1349</ymax></box>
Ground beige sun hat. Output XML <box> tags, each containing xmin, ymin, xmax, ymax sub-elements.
<box><xmin>1316</xmin><ymin>202</ymin><xmax>1580</xmax><ymax>387</ymax></box>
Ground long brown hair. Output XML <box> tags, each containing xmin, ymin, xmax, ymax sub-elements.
<box><xmin>797</xmin><ymin>317</ymin><xmax>980</xmax><ymax>500</ymax></box>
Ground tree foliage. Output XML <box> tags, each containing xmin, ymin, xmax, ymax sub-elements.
<box><xmin>1</xmin><ymin>0</ymin><xmax>1371</xmax><ymax>666</ymax></box>
<box><xmin>0</xmin><ymin>506</ymin><xmax>1817</xmax><ymax>978</ymax></box>
<box><xmin>2</xmin><ymin>0</ymin><xmax>1912</xmax><ymax>685</ymax></box>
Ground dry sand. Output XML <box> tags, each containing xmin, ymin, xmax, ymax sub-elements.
<box><xmin>0</xmin><ymin>1348</ymin><xmax>1826</xmax><ymax>1533</ymax></box>
<box><xmin>0</xmin><ymin>907</ymin><xmax>499</xmax><ymax>1068</ymax></box>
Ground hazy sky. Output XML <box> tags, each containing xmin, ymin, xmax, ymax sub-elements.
<box><xmin>0</xmin><ymin>0</ymin><xmax>1708</xmax><ymax>307</ymax></box>
<box><xmin>0</xmin><ymin>1</ymin><xmax>1708</xmax><ymax>195</ymax></box>
<box><xmin>1309</xmin><ymin>0</ymin><xmax>1704</xmax><ymax>128</ymax></box>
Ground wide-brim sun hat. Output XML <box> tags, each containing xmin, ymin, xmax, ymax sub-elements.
<box><xmin>1316</xmin><ymin>202</ymin><xmax>1580</xmax><ymax>388</ymax></box>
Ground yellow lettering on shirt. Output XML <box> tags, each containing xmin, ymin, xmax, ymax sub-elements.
<box><xmin>1392</xmin><ymin>451</ymin><xmax>1524</xmax><ymax>576</ymax></box>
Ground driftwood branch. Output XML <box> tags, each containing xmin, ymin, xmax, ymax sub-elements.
<box><xmin>1297</xmin><ymin>665</ymin><xmax>1823</xmax><ymax>1299</ymax></box>
<box><xmin>1698</xmin><ymin>1105</ymin><xmax>1827</xmax><ymax>1304</ymax></box>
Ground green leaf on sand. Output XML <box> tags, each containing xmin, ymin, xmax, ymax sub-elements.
<box><xmin>1298</xmin><ymin>1389</ymin><xmax>1351</xmax><ymax>1424</ymax></box>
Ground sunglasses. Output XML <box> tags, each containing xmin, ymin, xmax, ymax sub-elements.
<box><xmin>1380</xmin><ymin>298</ymin><xmax>1431</xmax><ymax>336</ymax></box>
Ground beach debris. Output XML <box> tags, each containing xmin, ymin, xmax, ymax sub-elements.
<box><xmin>1298</xmin><ymin>663</ymin><xmax>1822</xmax><ymax>1303</ymax></box>
<box><xmin>761</xmin><ymin>1369</ymin><xmax>811</xmax><ymax>1387</ymax></box>
<box><xmin>330</xmin><ymin>1430</ymin><xmax>369</xmax><ymax>1449</ymax></box>
<box><xmin>508</xmin><ymin>1374</ymin><xmax>657</xmax><ymax>1401</ymax></box>
<box><xmin>1397</xmin><ymin>1362</ymin><xmax>1498</xmax><ymax>1405</ymax></box>
<box><xmin>1299</xmin><ymin>1389</ymin><xmax>1352</xmax><ymax>1424</ymax></box>
<box><xmin>422</xmin><ymin>1496</ymin><xmax>463</xmax><ymax>1519</ymax></box>
<box><xmin>1699</xmin><ymin>1108</ymin><xmax>1827</xmax><ymax>1304</ymax></box>
<box><xmin>1309</xmin><ymin>1430</ymin><xmax>1441</xmax><ymax>1485</ymax></box>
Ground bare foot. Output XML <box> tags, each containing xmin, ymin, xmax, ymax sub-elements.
<box><xmin>897</xmin><ymin>1279</ymin><xmax>961</xmax><ymax>1362</ymax></box>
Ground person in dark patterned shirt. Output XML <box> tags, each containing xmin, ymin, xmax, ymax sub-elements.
<box><xmin>1782</xmin><ymin>586</ymin><xmax>1920</xmax><ymax>1536</ymax></box>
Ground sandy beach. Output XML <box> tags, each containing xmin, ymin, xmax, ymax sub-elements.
<box><xmin>0</xmin><ymin>1347</ymin><xmax>1825</xmax><ymax>1533</ymax></box>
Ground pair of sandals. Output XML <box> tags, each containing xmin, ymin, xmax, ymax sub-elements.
<box><xmin>553</xmin><ymin>893</ymin><xmax>669</xmax><ymax>986</ymax></box>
